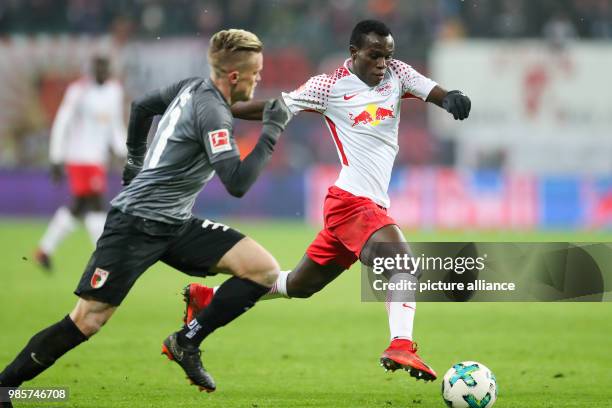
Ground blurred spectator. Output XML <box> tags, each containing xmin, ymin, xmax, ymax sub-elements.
<box><xmin>494</xmin><ymin>0</ymin><xmax>527</xmax><ymax>38</ymax></box>
<box><xmin>463</xmin><ymin>0</ymin><xmax>496</xmax><ymax>37</ymax></box>
<box><xmin>543</xmin><ymin>10</ymin><xmax>578</xmax><ymax>48</ymax></box>
<box><xmin>67</xmin><ymin>0</ymin><xmax>108</xmax><ymax>33</ymax></box>
<box><xmin>590</xmin><ymin>0</ymin><xmax>612</xmax><ymax>37</ymax></box>
<box><xmin>3</xmin><ymin>1</ymin><xmax>612</xmax><ymax>51</ymax></box>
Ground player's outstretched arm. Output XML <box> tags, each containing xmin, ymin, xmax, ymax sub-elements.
<box><xmin>123</xmin><ymin>91</ymin><xmax>169</xmax><ymax>185</ymax></box>
<box><xmin>231</xmin><ymin>100</ymin><xmax>267</xmax><ymax>121</ymax></box>
<box><xmin>426</xmin><ymin>85</ymin><xmax>472</xmax><ymax>121</ymax></box>
<box><xmin>122</xmin><ymin>78</ymin><xmax>197</xmax><ymax>185</ymax></box>
<box><xmin>213</xmin><ymin>99</ymin><xmax>291</xmax><ymax>197</ymax></box>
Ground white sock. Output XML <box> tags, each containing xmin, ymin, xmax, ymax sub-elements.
<box><xmin>39</xmin><ymin>206</ymin><xmax>77</xmax><ymax>254</ymax></box>
<box><xmin>84</xmin><ymin>212</ymin><xmax>107</xmax><ymax>245</ymax></box>
<box><xmin>385</xmin><ymin>272</ymin><xmax>416</xmax><ymax>340</ymax></box>
<box><xmin>386</xmin><ymin>301</ymin><xmax>416</xmax><ymax>341</ymax></box>
<box><xmin>215</xmin><ymin>270</ymin><xmax>291</xmax><ymax>300</ymax></box>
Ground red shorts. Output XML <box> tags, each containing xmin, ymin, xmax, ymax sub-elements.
<box><xmin>66</xmin><ymin>164</ymin><xmax>106</xmax><ymax>197</ymax></box>
<box><xmin>306</xmin><ymin>186</ymin><xmax>397</xmax><ymax>269</ymax></box>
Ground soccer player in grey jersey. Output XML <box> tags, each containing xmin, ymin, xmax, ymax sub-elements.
<box><xmin>0</xmin><ymin>29</ymin><xmax>291</xmax><ymax>402</ymax></box>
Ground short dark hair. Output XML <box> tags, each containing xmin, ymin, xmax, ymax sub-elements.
<box><xmin>350</xmin><ymin>20</ymin><xmax>392</xmax><ymax>48</ymax></box>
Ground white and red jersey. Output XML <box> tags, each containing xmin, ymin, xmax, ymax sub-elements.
<box><xmin>49</xmin><ymin>78</ymin><xmax>127</xmax><ymax>166</ymax></box>
<box><xmin>282</xmin><ymin>59</ymin><xmax>436</xmax><ymax>208</ymax></box>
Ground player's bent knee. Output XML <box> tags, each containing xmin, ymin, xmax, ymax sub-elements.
<box><xmin>72</xmin><ymin>316</ymin><xmax>102</xmax><ymax>337</ymax></box>
<box><xmin>70</xmin><ymin>298</ymin><xmax>116</xmax><ymax>337</ymax></box>
<box><xmin>242</xmin><ymin>260</ymin><xmax>279</xmax><ymax>287</ymax></box>
<box><xmin>218</xmin><ymin>237</ymin><xmax>280</xmax><ymax>287</ymax></box>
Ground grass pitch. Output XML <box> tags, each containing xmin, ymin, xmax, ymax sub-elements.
<box><xmin>1</xmin><ymin>219</ymin><xmax>611</xmax><ymax>407</ymax></box>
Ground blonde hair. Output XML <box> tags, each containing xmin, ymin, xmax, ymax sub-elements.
<box><xmin>208</xmin><ymin>29</ymin><xmax>263</xmax><ymax>77</ymax></box>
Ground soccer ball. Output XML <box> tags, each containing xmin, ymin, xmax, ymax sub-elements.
<box><xmin>441</xmin><ymin>361</ymin><xmax>497</xmax><ymax>408</ymax></box>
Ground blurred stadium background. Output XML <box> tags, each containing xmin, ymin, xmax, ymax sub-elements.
<box><xmin>2</xmin><ymin>2</ymin><xmax>612</xmax><ymax>407</ymax></box>
<box><xmin>1</xmin><ymin>0</ymin><xmax>611</xmax><ymax>229</ymax></box>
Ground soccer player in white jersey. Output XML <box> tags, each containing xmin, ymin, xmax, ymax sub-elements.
<box><xmin>35</xmin><ymin>56</ymin><xmax>127</xmax><ymax>271</ymax></box>
<box><xmin>181</xmin><ymin>20</ymin><xmax>471</xmax><ymax>382</ymax></box>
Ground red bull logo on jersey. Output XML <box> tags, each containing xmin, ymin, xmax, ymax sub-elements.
<box><xmin>349</xmin><ymin>110</ymin><xmax>374</xmax><ymax>127</ymax></box>
<box><xmin>375</xmin><ymin>106</ymin><xmax>395</xmax><ymax>121</ymax></box>
<box><xmin>349</xmin><ymin>104</ymin><xmax>395</xmax><ymax>127</ymax></box>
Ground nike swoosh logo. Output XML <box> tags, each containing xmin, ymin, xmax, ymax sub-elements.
<box><xmin>402</xmin><ymin>303</ymin><xmax>415</xmax><ymax>310</ymax></box>
<box><xmin>343</xmin><ymin>93</ymin><xmax>359</xmax><ymax>100</ymax></box>
<box><xmin>31</xmin><ymin>352</ymin><xmax>45</xmax><ymax>366</ymax></box>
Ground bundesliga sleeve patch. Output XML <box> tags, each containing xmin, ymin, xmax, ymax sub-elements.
<box><xmin>208</xmin><ymin>129</ymin><xmax>232</xmax><ymax>154</ymax></box>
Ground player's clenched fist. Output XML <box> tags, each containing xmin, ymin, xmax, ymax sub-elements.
<box><xmin>121</xmin><ymin>155</ymin><xmax>144</xmax><ymax>186</ymax></box>
<box><xmin>442</xmin><ymin>90</ymin><xmax>471</xmax><ymax>121</ymax></box>
<box><xmin>263</xmin><ymin>98</ymin><xmax>292</xmax><ymax>134</ymax></box>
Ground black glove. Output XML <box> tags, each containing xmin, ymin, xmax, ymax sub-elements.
<box><xmin>122</xmin><ymin>155</ymin><xmax>144</xmax><ymax>186</ymax></box>
<box><xmin>442</xmin><ymin>90</ymin><xmax>471</xmax><ymax>120</ymax></box>
<box><xmin>50</xmin><ymin>163</ymin><xmax>64</xmax><ymax>184</ymax></box>
<box><xmin>263</xmin><ymin>98</ymin><xmax>292</xmax><ymax>133</ymax></box>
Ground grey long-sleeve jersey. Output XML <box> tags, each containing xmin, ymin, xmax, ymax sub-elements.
<box><xmin>111</xmin><ymin>78</ymin><xmax>240</xmax><ymax>224</ymax></box>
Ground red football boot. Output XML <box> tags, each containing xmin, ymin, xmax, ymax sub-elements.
<box><xmin>380</xmin><ymin>338</ymin><xmax>437</xmax><ymax>381</ymax></box>
<box><xmin>182</xmin><ymin>283</ymin><xmax>214</xmax><ymax>324</ymax></box>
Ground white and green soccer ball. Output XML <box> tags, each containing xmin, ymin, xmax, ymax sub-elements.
<box><xmin>441</xmin><ymin>361</ymin><xmax>497</xmax><ymax>408</ymax></box>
